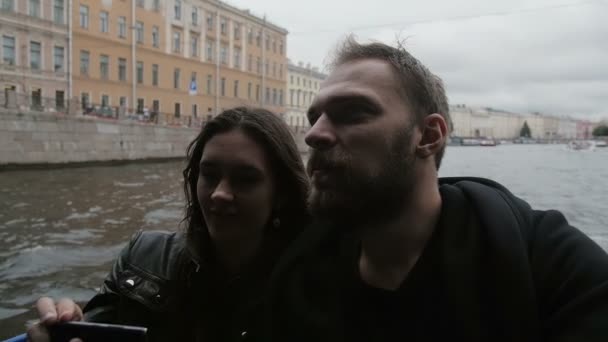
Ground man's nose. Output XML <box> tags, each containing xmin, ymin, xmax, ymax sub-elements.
<box><xmin>210</xmin><ymin>179</ymin><xmax>234</xmax><ymax>203</ymax></box>
<box><xmin>305</xmin><ymin>114</ymin><xmax>337</xmax><ymax>150</ymax></box>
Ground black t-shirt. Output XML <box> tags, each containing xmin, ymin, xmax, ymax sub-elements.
<box><xmin>343</xmin><ymin>234</ymin><xmax>444</xmax><ymax>342</ymax></box>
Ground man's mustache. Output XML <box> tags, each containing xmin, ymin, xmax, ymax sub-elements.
<box><xmin>306</xmin><ymin>150</ymin><xmax>346</xmax><ymax>175</ymax></box>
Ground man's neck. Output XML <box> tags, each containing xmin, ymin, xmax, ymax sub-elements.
<box><xmin>358</xmin><ymin>177</ymin><xmax>442</xmax><ymax>291</ymax></box>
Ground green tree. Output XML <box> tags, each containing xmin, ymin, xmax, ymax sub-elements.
<box><xmin>592</xmin><ymin>125</ymin><xmax>608</xmax><ymax>137</ymax></box>
<box><xmin>520</xmin><ymin>121</ymin><xmax>531</xmax><ymax>138</ymax></box>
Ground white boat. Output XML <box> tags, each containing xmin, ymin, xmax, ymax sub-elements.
<box><xmin>567</xmin><ymin>141</ymin><xmax>595</xmax><ymax>151</ymax></box>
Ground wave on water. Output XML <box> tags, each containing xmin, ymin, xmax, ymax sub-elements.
<box><xmin>113</xmin><ymin>181</ymin><xmax>145</xmax><ymax>188</ymax></box>
<box><xmin>0</xmin><ymin>243</ymin><xmax>125</xmax><ymax>282</ymax></box>
<box><xmin>143</xmin><ymin>208</ymin><xmax>182</xmax><ymax>225</ymax></box>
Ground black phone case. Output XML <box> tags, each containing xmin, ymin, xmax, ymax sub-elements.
<box><xmin>49</xmin><ymin>321</ymin><xmax>147</xmax><ymax>342</ymax></box>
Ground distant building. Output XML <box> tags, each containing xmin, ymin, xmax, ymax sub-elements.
<box><xmin>285</xmin><ymin>60</ymin><xmax>326</xmax><ymax>128</ymax></box>
<box><xmin>0</xmin><ymin>0</ymin><xmax>69</xmax><ymax>112</ymax></box>
<box><xmin>450</xmin><ymin>105</ymin><xmax>583</xmax><ymax>140</ymax></box>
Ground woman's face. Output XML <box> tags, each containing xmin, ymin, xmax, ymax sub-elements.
<box><xmin>197</xmin><ymin>128</ymin><xmax>277</xmax><ymax>245</ymax></box>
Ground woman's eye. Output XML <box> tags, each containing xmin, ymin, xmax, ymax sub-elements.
<box><xmin>199</xmin><ymin>169</ymin><xmax>219</xmax><ymax>183</ymax></box>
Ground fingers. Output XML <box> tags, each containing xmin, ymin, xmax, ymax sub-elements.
<box><xmin>27</xmin><ymin>323</ymin><xmax>50</xmax><ymax>342</ymax></box>
<box><xmin>56</xmin><ymin>298</ymin><xmax>83</xmax><ymax>322</ymax></box>
<box><xmin>69</xmin><ymin>339</ymin><xmax>83</xmax><ymax>342</ymax></box>
<box><xmin>36</xmin><ymin>297</ymin><xmax>58</xmax><ymax>325</ymax></box>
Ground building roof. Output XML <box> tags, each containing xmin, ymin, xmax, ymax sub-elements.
<box><xmin>209</xmin><ymin>0</ymin><xmax>289</xmax><ymax>34</ymax></box>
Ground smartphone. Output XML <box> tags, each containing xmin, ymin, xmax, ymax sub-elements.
<box><xmin>48</xmin><ymin>321</ymin><xmax>147</xmax><ymax>342</ymax></box>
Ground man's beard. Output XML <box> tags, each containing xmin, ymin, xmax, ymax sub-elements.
<box><xmin>306</xmin><ymin>127</ymin><xmax>417</xmax><ymax>228</ymax></box>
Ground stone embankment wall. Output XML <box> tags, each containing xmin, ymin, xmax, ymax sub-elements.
<box><xmin>0</xmin><ymin>111</ymin><xmax>308</xmax><ymax>167</ymax></box>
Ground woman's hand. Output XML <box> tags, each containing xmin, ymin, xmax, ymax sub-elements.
<box><xmin>26</xmin><ymin>297</ymin><xmax>83</xmax><ymax>342</ymax></box>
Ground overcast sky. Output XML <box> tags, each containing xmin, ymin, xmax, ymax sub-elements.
<box><xmin>228</xmin><ymin>0</ymin><xmax>607</xmax><ymax>120</ymax></box>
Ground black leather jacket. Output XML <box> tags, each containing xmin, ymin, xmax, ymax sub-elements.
<box><xmin>83</xmin><ymin>229</ymin><xmax>286</xmax><ymax>342</ymax></box>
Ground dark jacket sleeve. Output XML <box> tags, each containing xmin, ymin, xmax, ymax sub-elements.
<box><xmin>531</xmin><ymin>210</ymin><xmax>608</xmax><ymax>341</ymax></box>
<box><xmin>83</xmin><ymin>230</ymin><xmax>143</xmax><ymax>323</ymax></box>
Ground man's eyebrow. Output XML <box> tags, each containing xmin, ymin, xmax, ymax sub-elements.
<box><xmin>309</xmin><ymin>93</ymin><xmax>381</xmax><ymax>117</ymax></box>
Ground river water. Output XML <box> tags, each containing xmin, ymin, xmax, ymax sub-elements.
<box><xmin>1</xmin><ymin>144</ymin><xmax>607</xmax><ymax>338</ymax></box>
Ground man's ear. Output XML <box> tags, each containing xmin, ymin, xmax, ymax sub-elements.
<box><xmin>415</xmin><ymin>113</ymin><xmax>448</xmax><ymax>159</ymax></box>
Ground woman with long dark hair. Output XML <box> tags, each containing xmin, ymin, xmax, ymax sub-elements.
<box><xmin>27</xmin><ymin>107</ymin><xmax>309</xmax><ymax>342</ymax></box>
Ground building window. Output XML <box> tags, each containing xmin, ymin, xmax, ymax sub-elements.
<box><xmin>152</xmin><ymin>99</ymin><xmax>159</xmax><ymax>114</ymax></box>
<box><xmin>29</xmin><ymin>0</ymin><xmax>40</xmax><ymax>17</ymax></box>
<box><xmin>206</xmin><ymin>13</ymin><xmax>213</xmax><ymax>31</ymax></box>
<box><xmin>136</xmin><ymin>0</ymin><xmax>144</xmax><ymax>7</ymax></box>
<box><xmin>255</xmin><ymin>84</ymin><xmax>260</xmax><ymax>102</ymax></box>
<box><xmin>152</xmin><ymin>26</ymin><xmax>159</xmax><ymax>47</ymax></box>
<box><xmin>279</xmin><ymin>90</ymin><xmax>283</xmax><ymax>106</ymax></box>
<box><xmin>137</xmin><ymin>98</ymin><xmax>144</xmax><ymax>113</ymax></box>
<box><xmin>233</xmin><ymin>47</ymin><xmax>241</xmax><ymax>68</ymax></box>
<box><xmin>247</xmin><ymin>82</ymin><xmax>252</xmax><ymax>99</ymax></box>
<box><xmin>272</xmin><ymin>62</ymin><xmax>276</xmax><ymax>77</ymax></box>
<box><xmin>279</xmin><ymin>64</ymin><xmax>283</xmax><ymax>78</ymax></box>
<box><xmin>2</xmin><ymin>36</ymin><xmax>15</xmax><ymax>65</ymax></box>
<box><xmin>81</xmin><ymin>93</ymin><xmax>89</xmax><ymax>109</ymax></box>
<box><xmin>79</xmin><ymin>5</ymin><xmax>89</xmax><ymax>28</ymax></box>
<box><xmin>55</xmin><ymin>90</ymin><xmax>65</xmax><ymax>110</ymax></box>
<box><xmin>205</xmin><ymin>40</ymin><xmax>214</xmax><ymax>61</ymax></box>
<box><xmin>152</xmin><ymin>64</ymin><xmax>158</xmax><ymax>86</ymax></box>
<box><xmin>234</xmin><ymin>80</ymin><xmax>239</xmax><ymax>98</ymax></box>
<box><xmin>100</xmin><ymin>11</ymin><xmax>109</xmax><ymax>33</ymax></box>
<box><xmin>80</xmin><ymin>50</ymin><xmax>89</xmax><ymax>75</ymax></box>
<box><xmin>135</xmin><ymin>22</ymin><xmax>144</xmax><ymax>43</ymax></box>
<box><xmin>1</xmin><ymin>0</ymin><xmax>13</xmax><ymax>11</ymax></box>
<box><xmin>29</xmin><ymin>41</ymin><xmax>41</xmax><ymax>70</ymax></box>
<box><xmin>174</xmin><ymin>0</ymin><xmax>181</xmax><ymax>20</ymax></box>
<box><xmin>192</xmin><ymin>6</ymin><xmax>198</xmax><ymax>25</ymax></box>
<box><xmin>279</xmin><ymin>40</ymin><xmax>284</xmax><ymax>55</ymax></box>
<box><xmin>297</xmin><ymin>77</ymin><xmax>300</xmax><ymax>85</ymax></box>
<box><xmin>174</xmin><ymin>68</ymin><xmax>180</xmax><ymax>89</ymax></box>
<box><xmin>265</xmin><ymin>34</ymin><xmax>270</xmax><ymax>50</ymax></box>
<box><xmin>31</xmin><ymin>88</ymin><xmax>42</xmax><ymax>109</ymax></box>
<box><xmin>191</xmin><ymin>35</ymin><xmax>198</xmax><ymax>57</ymax></box>
<box><xmin>247</xmin><ymin>28</ymin><xmax>253</xmax><ymax>44</ymax></box>
<box><xmin>192</xmin><ymin>104</ymin><xmax>198</xmax><ymax>118</ymax></box>
<box><xmin>153</xmin><ymin>0</ymin><xmax>160</xmax><ymax>11</ymax></box>
<box><xmin>273</xmin><ymin>88</ymin><xmax>277</xmax><ymax>105</ymax></box>
<box><xmin>100</xmin><ymin>54</ymin><xmax>109</xmax><ymax>79</ymax></box>
<box><xmin>256</xmin><ymin>57</ymin><xmax>261</xmax><ymax>74</ymax></box>
<box><xmin>118</xmin><ymin>16</ymin><xmax>126</xmax><ymax>38</ymax></box>
<box><xmin>290</xmin><ymin>90</ymin><xmax>294</xmax><ymax>106</ymax></box>
<box><xmin>272</xmin><ymin>39</ymin><xmax>276</xmax><ymax>53</ymax></box>
<box><xmin>118</xmin><ymin>58</ymin><xmax>127</xmax><ymax>81</ymax></box>
<box><xmin>53</xmin><ymin>46</ymin><xmax>64</xmax><ymax>72</ymax></box>
<box><xmin>206</xmin><ymin>75</ymin><xmax>212</xmax><ymax>95</ymax></box>
<box><xmin>256</xmin><ymin>30</ymin><xmax>261</xmax><ymax>47</ymax></box>
<box><xmin>220</xmin><ymin>78</ymin><xmax>225</xmax><ymax>96</ymax></box>
<box><xmin>220</xmin><ymin>18</ymin><xmax>227</xmax><ymax>35</ymax></box>
<box><xmin>265</xmin><ymin>87</ymin><xmax>270</xmax><ymax>104</ymax></box>
<box><xmin>101</xmin><ymin>94</ymin><xmax>110</xmax><ymax>107</ymax></box>
<box><xmin>234</xmin><ymin>23</ymin><xmax>240</xmax><ymax>40</ymax></box>
<box><xmin>174</xmin><ymin>103</ymin><xmax>181</xmax><ymax>118</ymax></box>
<box><xmin>53</xmin><ymin>0</ymin><xmax>64</xmax><ymax>24</ymax></box>
<box><xmin>119</xmin><ymin>96</ymin><xmax>126</xmax><ymax>108</ymax></box>
<box><xmin>172</xmin><ymin>31</ymin><xmax>181</xmax><ymax>53</ymax></box>
<box><xmin>247</xmin><ymin>54</ymin><xmax>252</xmax><ymax>72</ymax></box>
<box><xmin>220</xmin><ymin>44</ymin><xmax>227</xmax><ymax>65</ymax></box>
<box><xmin>137</xmin><ymin>61</ymin><xmax>143</xmax><ymax>84</ymax></box>
<box><xmin>265</xmin><ymin>61</ymin><xmax>269</xmax><ymax>76</ymax></box>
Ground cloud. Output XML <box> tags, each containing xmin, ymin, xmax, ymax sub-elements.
<box><xmin>227</xmin><ymin>0</ymin><xmax>608</xmax><ymax>119</ymax></box>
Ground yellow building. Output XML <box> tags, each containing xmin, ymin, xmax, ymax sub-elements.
<box><xmin>72</xmin><ymin>0</ymin><xmax>287</xmax><ymax>124</ymax></box>
<box><xmin>0</xmin><ymin>0</ymin><xmax>69</xmax><ymax>112</ymax></box>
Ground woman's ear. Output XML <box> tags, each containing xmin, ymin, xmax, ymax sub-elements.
<box><xmin>415</xmin><ymin>113</ymin><xmax>448</xmax><ymax>159</ymax></box>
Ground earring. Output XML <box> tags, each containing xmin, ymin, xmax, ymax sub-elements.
<box><xmin>272</xmin><ymin>217</ymin><xmax>281</xmax><ymax>228</ymax></box>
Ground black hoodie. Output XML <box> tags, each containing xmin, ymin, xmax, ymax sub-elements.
<box><xmin>266</xmin><ymin>177</ymin><xmax>608</xmax><ymax>342</ymax></box>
